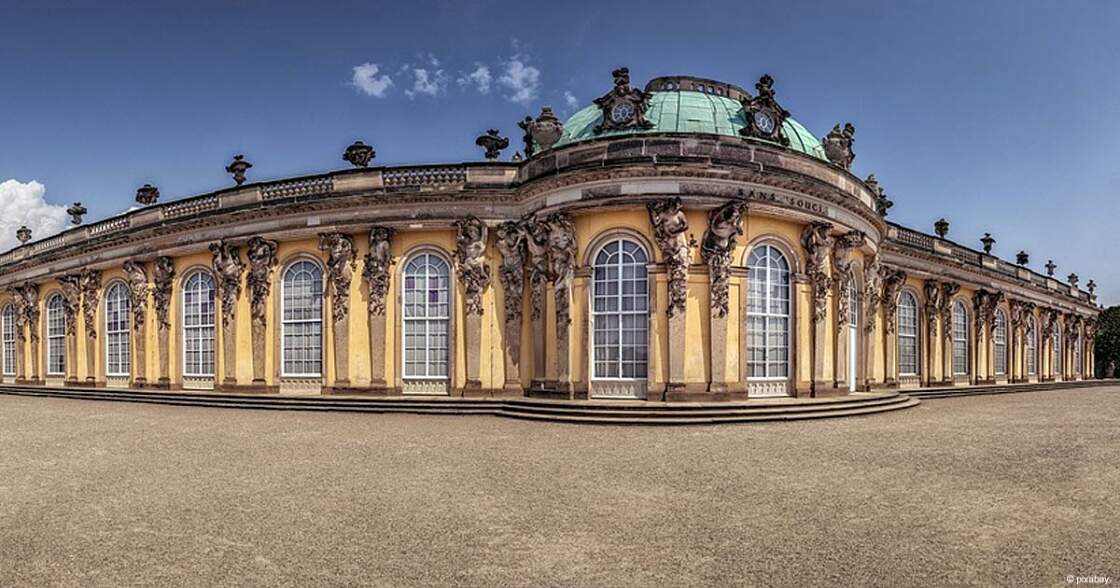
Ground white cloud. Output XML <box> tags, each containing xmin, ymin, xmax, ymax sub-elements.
<box><xmin>499</xmin><ymin>50</ymin><xmax>541</xmax><ymax>107</ymax></box>
<box><xmin>351</xmin><ymin>62</ymin><xmax>394</xmax><ymax>97</ymax></box>
<box><xmin>0</xmin><ymin>179</ymin><xmax>68</xmax><ymax>252</ymax></box>
<box><xmin>564</xmin><ymin>91</ymin><xmax>579</xmax><ymax>109</ymax></box>
<box><xmin>458</xmin><ymin>64</ymin><xmax>492</xmax><ymax>94</ymax></box>
<box><xmin>403</xmin><ymin>63</ymin><xmax>448</xmax><ymax>98</ymax></box>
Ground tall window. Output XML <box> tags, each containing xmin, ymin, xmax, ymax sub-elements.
<box><xmin>592</xmin><ymin>238</ymin><xmax>649</xmax><ymax>379</ymax></box>
<box><xmin>1074</xmin><ymin>330</ymin><xmax>1082</xmax><ymax>376</ymax></box>
<box><xmin>281</xmin><ymin>260</ymin><xmax>324</xmax><ymax>377</ymax></box>
<box><xmin>46</xmin><ymin>294</ymin><xmax>65</xmax><ymax>375</ymax></box>
<box><xmin>1053</xmin><ymin>330</ymin><xmax>1063</xmax><ymax>377</ymax></box>
<box><xmin>182</xmin><ymin>271</ymin><xmax>216</xmax><ymax>377</ymax></box>
<box><xmin>105</xmin><ymin>283</ymin><xmax>131</xmax><ymax>377</ymax></box>
<box><xmin>746</xmin><ymin>244</ymin><xmax>790</xmax><ymax>379</ymax></box>
<box><xmin>402</xmin><ymin>252</ymin><xmax>450</xmax><ymax>380</ymax></box>
<box><xmin>994</xmin><ymin>309</ymin><xmax>1008</xmax><ymax>376</ymax></box>
<box><xmin>898</xmin><ymin>291</ymin><xmax>919</xmax><ymax>376</ymax></box>
<box><xmin>952</xmin><ymin>301</ymin><xmax>968</xmax><ymax>375</ymax></box>
<box><xmin>1</xmin><ymin>304</ymin><xmax>15</xmax><ymax>376</ymax></box>
<box><xmin>1026</xmin><ymin>317</ymin><xmax>1037</xmax><ymax>376</ymax></box>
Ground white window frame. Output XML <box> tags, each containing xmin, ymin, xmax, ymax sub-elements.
<box><xmin>401</xmin><ymin>252</ymin><xmax>451</xmax><ymax>381</ymax></box>
<box><xmin>281</xmin><ymin>259</ymin><xmax>325</xmax><ymax>378</ymax></box>
<box><xmin>1</xmin><ymin>304</ymin><xmax>15</xmax><ymax>376</ymax></box>
<box><xmin>1026</xmin><ymin>317</ymin><xmax>1037</xmax><ymax>376</ymax></box>
<box><xmin>104</xmin><ymin>282</ymin><xmax>131</xmax><ymax>377</ymax></box>
<box><xmin>590</xmin><ymin>238</ymin><xmax>650</xmax><ymax>381</ymax></box>
<box><xmin>46</xmin><ymin>294</ymin><xmax>65</xmax><ymax>376</ymax></box>
<box><xmin>994</xmin><ymin>309</ymin><xmax>1008</xmax><ymax>376</ymax></box>
<box><xmin>952</xmin><ymin>301</ymin><xmax>969</xmax><ymax>376</ymax></box>
<box><xmin>1053</xmin><ymin>330</ymin><xmax>1063</xmax><ymax>376</ymax></box>
<box><xmin>746</xmin><ymin>244</ymin><xmax>791</xmax><ymax>381</ymax></box>
<box><xmin>182</xmin><ymin>271</ymin><xmax>217</xmax><ymax>378</ymax></box>
<box><xmin>898</xmin><ymin>291</ymin><xmax>919</xmax><ymax>376</ymax></box>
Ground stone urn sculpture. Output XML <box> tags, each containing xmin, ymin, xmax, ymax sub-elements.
<box><xmin>529</xmin><ymin>107</ymin><xmax>564</xmax><ymax>151</ymax></box>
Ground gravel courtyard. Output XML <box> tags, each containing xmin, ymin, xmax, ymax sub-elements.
<box><xmin>1</xmin><ymin>388</ymin><xmax>1117</xmax><ymax>587</ymax></box>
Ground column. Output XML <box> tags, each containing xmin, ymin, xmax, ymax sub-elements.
<box><xmin>648</xmin><ymin>199</ymin><xmax>691</xmax><ymax>400</ymax></box>
<box><xmin>319</xmin><ymin>233</ymin><xmax>356</xmax><ymax>392</ymax></box>
<box><xmin>80</xmin><ymin>271</ymin><xmax>101</xmax><ymax>384</ymax></box>
<box><xmin>59</xmin><ymin>274</ymin><xmax>81</xmax><ymax>385</ymax></box>
<box><xmin>210</xmin><ymin>241</ymin><xmax>245</xmax><ymax>390</ymax></box>
<box><xmin>153</xmin><ymin>257</ymin><xmax>175</xmax><ymax>389</ymax></box>
<box><xmin>122</xmin><ymin>261</ymin><xmax>149</xmax><ymax>388</ymax></box>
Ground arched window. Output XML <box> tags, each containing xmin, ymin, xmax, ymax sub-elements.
<box><xmin>402</xmin><ymin>252</ymin><xmax>450</xmax><ymax>381</ymax></box>
<box><xmin>898</xmin><ymin>291</ymin><xmax>919</xmax><ymax>376</ymax></box>
<box><xmin>1</xmin><ymin>304</ymin><xmax>15</xmax><ymax>376</ymax></box>
<box><xmin>592</xmin><ymin>238</ymin><xmax>649</xmax><ymax>380</ymax></box>
<box><xmin>952</xmin><ymin>301</ymin><xmax>968</xmax><ymax>375</ymax></box>
<box><xmin>281</xmin><ymin>260</ymin><xmax>324</xmax><ymax>377</ymax></box>
<box><xmin>182</xmin><ymin>271</ymin><xmax>216</xmax><ymax>377</ymax></box>
<box><xmin>746</xmin><ymin>244</ymin><xmax>791</xmax><ymax>382</ymax></box>
<box><xmin>1026</xmin><ymin>317</ymin><xmax>1037</xmax><ymax>376</ymax></box>
<box><xmin>104</xmin><ymin>283</ymin><xmax>131</xmax><ymax>377</ymax></box>
<box><xmin>1053</xmin><ymin>329</ymin><xmax>1063</xmax><ymax>377</ymax></box>
<box><xmin>46</xmin><ymin>294</ymin><xmax>65</xmax><ymax>375</ymax></box>
<box><xmin>994</xmin><ymin>309</ymin><xmax>1008</xmax><ymax>376</ymax></box>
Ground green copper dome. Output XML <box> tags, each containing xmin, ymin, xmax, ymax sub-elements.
<box><xmin>551</xmin><ymin>90</ymin><xmax>827</xmax><ymax>160</ymax></box>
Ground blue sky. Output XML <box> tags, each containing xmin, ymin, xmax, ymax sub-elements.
<box><xmin>2</xmin><ymin>1</ymin><xmax>1118</xmax><ymax>303</ymax></box>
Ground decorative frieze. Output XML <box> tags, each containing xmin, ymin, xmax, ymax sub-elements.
<box><xmin>648</xmin><ymin>197</ymin><xmax>691</xmax><ymax>318</ymax></box>
<box><xmin>453</xmin><ymin>217</ymin><xmax>492</xmax><ymax>316</ymax></box>
<box><xmin>701</xmin><ymin>201</ymin><xmax>745</xmax><ymax>318</ymax></box>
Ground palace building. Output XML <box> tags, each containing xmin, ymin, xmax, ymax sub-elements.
<box><xmin>0</xmin><ymin>69</ymin><xmax>1101</xmax><ymax>401</ymax></box>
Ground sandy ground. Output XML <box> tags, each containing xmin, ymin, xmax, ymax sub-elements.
<box><xmin>0</xmin><ymin>388</ymin><xmax>1117</xmax><ymax>587</ymax></box>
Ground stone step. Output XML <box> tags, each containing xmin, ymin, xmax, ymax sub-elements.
<box><xmin>498</xmin><ymin>395</ymin><xmax>910</xmax><ymax>418</ymax></box>
<box><xmin>499</xmin><ymin>398</ymin><xmax>921</xmax><ymax>425</ymax></box>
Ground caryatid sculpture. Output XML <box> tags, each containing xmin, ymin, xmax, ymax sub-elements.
<box><xmin>801</xmin><ymin>222</ymin><xmax>835</xmax><ymax>323</ymax></box>
<box><xmin>525</xmin><ymin>215</ymin><xmax>551</xmax><ymax>322</ymax></box>
<box><xmin>122</xmin><ymin>260</ymin><xmax>150</xmax><ymax>385</ymax></box>
<box><xmin>546</xmin><ymin>214</ymin><xmax>578</xmax><ymax>327</ymax></box>
<box><xmin>246</xmin><ymin>237</ymin><xmax>277</xmax><ymax>387</ymax></box>
<box><xmin>362</xmin><ymin>227</ymin><xmax>395</xmax><ymax>317</ymax></box>
<box><xmin>496</xmin><ymin>220</ymin><xmax>527</xmax><ymax>390</ymax></box>
<box><xmin>152</xmin><ymin>257</ymin><xmax>175</xmax><ymax>386</ymax></box>
<box><xmin>79</xmin><ymin>270</ymin><xmax>101</xmax><ymax>383</ymax></box>
<box><xmin>831</xmin><ymin>230</ymin><xmax>866</xmax><ymax>329</ymax></box>
<box><xmin>362</xmin><ymin>226</ymin><xmax>394</xmax><ymax>390</ymax></box>
<box><xmin>862</xmin><ymin>254</ymin><xmax>882</xmax><ymax>334</ymax></box>
<box><xmin>319</xmin><ymin>232</ymin><xmax>356</xmax><ymax>387</ymax></box>
<box><xmin>701</xmin><ymin>201</ymin><xmax>745</xmax><ymax>318</ymax></box>
<box><xmin>209</xmin><ymin>241</ymin><xmax>243</xmax><ymax>387</ymax></box>
<box><xmin>496</xmin><ymin>220</ymin><xmax>527</xmax><ymax>325</ymax></box>
<box><xmin>453</xmin><ymin>217</ymin><xmax>492</xmax><ymax>316</ymax></box>
<box><xmin>880</xmin><ymin>267</ymin><xmax>907</xmax><ymax>336</ymax></box>
<box><xmin>58</xmin><ymin>274</ymin><xmax>81</xmax><ymax>338</ymax></box>
<box><xmin>648</xmin><ymin>198</ymin><xmax>692</xmax><ymax>318</ymax></box>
